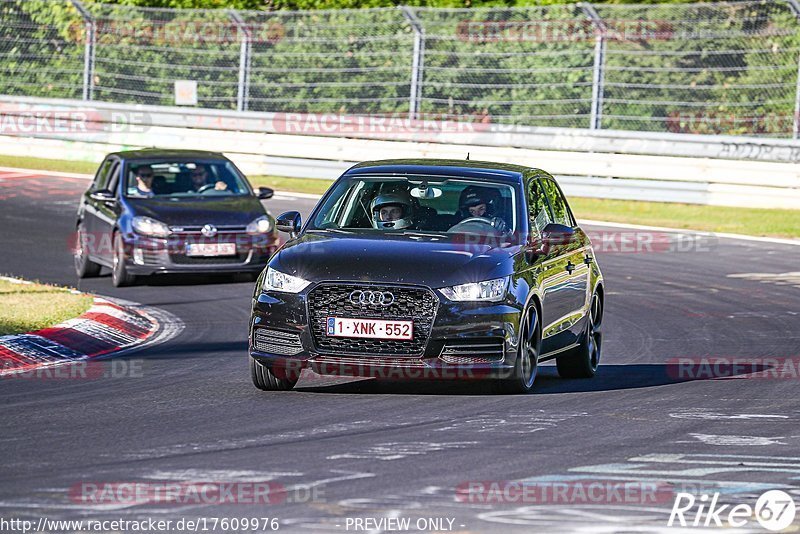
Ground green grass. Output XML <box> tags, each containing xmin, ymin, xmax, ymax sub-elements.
<box><xmin>568</xmin><ymin>198</ymin><xmax>800</xmax><ymax>239</ymax></box>
<box><xmin>0</xmin><ymin>278</ymin><xmax>93</xmax><ymax>336</ymax></box>
<box><xmin>250</xmin><ymin>175</ymin><xmax>333</xmax><ymax>195</ymax></box>
<box><xmin>0</xmin><ymin>154</ymin><xmax>98</xmax><ymax>175</ymax></box>
<box><xmin>1</xmin><ymin>155</ymin><xmax>798</xmax><ymax>238</ymax></box>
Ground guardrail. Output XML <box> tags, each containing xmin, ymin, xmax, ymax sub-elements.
<box><xmin>0</xmin><ymin>95</ymin><xmax>799</xmax><ymax>209</ymax></box>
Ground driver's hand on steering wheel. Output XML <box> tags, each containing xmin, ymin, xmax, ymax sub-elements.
<box><xmin>214</xmin><ymin>181</ymin><xmax>228</xmax><ymax>191</ymax></box>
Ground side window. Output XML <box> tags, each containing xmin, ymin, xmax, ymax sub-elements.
<box><xmin>92</xmin><ymin>158</ymin><xmax>114</xmax><ymax>192</ymax></box>
<box><xmin>526</xmin><ymin>176</ymin><xmax>551</xmax><ymax>235</ymax></box>
<box><xmin>541</xmin><ymin>177</ymin><xmax>575</xmax><ymax>227</ymax></box>
<box><xmin>106</xmin><ymin>162</ymin><xmax>121</xmax><ymax>194</ymax></box>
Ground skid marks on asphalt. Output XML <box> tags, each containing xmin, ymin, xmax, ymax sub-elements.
<box><xmin>327</xmin><ymin>441</ymin><xmax>478</xmax><ymax>461</ymax></box>
<box><xmin>433</xmin><ymin>411</ymin><xmax>588</xmax><ymax>434</ymax></box>
<box><xmin>728</xmin><ymin>271</ymin><xmax>800</xmax><ymax>289</ymax></box>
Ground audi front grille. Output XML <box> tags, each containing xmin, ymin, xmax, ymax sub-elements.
<box><xmin>307</xmin><ymin>283</ymin><xmax>438</xmax><ymax>357</ymax></box>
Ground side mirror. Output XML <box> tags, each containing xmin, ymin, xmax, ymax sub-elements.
<box><xmin>276</xmin><ymin>211</ymin><xmax>301</xmax><ymax>236</ymax></box>
<box><xmin>542</xmin><ymin>223</ymin><xmax>576</xmax><ymax>248</ymax></box>
<box><xmin>89</xmin><ymin>189</ymin><xmax>116</xmax><ymax>203</ymax></box>
<box><xmin>526</xmin><ymin>223</ymin><xmax>575</xmax><ymax>262</ymax></box>
<box><xmin>257</xmin><ymin>187</ymin><xmax>274</xmax><ymax>200</ymax></box>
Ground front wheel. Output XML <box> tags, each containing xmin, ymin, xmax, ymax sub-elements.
<box><xmin>250</xmin><ymin>357</ymin><xmax>298</xmax><ymax>391</ymax></box>
<box><xmin>557</xmin><ymin>291</ymin><xmax>602</xmax><ymax>379</ymax></box>
<box><xmin>74</xmin><ymin>223</ymin><xmax>101</xmax><ymax>278</ymax></box>
<box><xmin>497</xmin><ymin>307</ymin><xmax>540</xmax><ymax>394</ymax></box>
<box><xmin>112</xmin><ymin>233</ymin><xmax>137</xmax><ymax>287</ymax></box>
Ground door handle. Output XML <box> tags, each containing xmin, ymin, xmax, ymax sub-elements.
<box><xmin>566</xmin><ymin>261</ymin><xmax>575</xmax><ymax>274</ymax></box>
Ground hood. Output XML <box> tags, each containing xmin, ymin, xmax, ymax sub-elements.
<box><xmin>272</xmin><ymin>230</ymin><xmax>520</xmax><ymax>288</ymax></box>
<box><xmin>127</xmin><ymin>196</ymin><xmax>266</xmax><ymax>227</ymax></box>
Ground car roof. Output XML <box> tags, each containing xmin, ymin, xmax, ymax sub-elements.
<box><xmin>345</xmin><ymin>159</ymin><xmax>532</xmax><ymax>184</ymax></box>
<box><xmin>107</xmin><ymin>148</ymin><xmax>228</xmax><ymax>161</ymax></box>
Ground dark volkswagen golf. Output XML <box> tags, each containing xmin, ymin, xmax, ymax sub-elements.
<box><xmin>74</xmin><ymin>149</ymin><xmax>279</xmax><ymax>286</ymax></box>
<box><xmin>249</xmin><ymin>159</ymin><xmax>604</xmax><ymax>393</ymax></box>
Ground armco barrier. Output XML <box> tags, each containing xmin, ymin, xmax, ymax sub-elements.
<box><xmin>0</xmin><ymin>96</ymin><xmax>799</xmax><ymax>209</ymax></box>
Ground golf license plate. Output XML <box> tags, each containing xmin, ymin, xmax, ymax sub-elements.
<box><xmin>326</xmin><ymin>317</ymin><xmax>413</xmax><ymax>340</ymax></box>
<box><xmin>186</xmin><ymin>243</ymin><xmax>236</xmax><ymax>257</ymax></box>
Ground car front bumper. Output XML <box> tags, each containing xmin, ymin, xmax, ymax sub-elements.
<box><xmin>248</xmin><ymin>284</ymin><xmax>524</xmax><ymax>380</ymax></box>
<box><xmin>122</xmin><ymin>232</ymin><xmax>279</xmax><ymax>275</ymax></box>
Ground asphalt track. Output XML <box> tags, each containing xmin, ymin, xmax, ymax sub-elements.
<box><xmin>1</xmin><ymin>169</ymin><xmax>800</xmax><ymax>533</ymax></box>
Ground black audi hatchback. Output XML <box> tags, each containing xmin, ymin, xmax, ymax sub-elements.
<box><xmin>249</xmin><ymin>159</ymin><xmax>604</xmax><ymax>393</ymax></box>
<box><xmin>74</xmin><ymin>149</ymin><xmax>279</xmax><ymax>286</ymax></box>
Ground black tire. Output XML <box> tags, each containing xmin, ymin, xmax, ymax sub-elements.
<box><xmin>111</xmin><ymin>233</ymin><xmax>137</xmax><ymax>287</ymax></box>
<box><xmin>556</xmin><ymin>291</ymin><xmax>602</xmax><ymax>379</ymax></box>
<box><xmin>74</xmin><ymin>223</ymin><xmax>102</xmax><ymax>278</ymax></box>
<box><xmin>250</xmin><ymin>357</ymin><xmax>298</xmax><ymax>391</ymax></box>
<box><xmin>497</xmin><ymin>307</ymin><xmax>541</xmax><ymax>394</ymax></box>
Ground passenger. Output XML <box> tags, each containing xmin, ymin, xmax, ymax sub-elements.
<box><xmin>370</xmin><ymin>192</ymin><xmax>415</xmax><ymax>230</ymax></box>
<box><xmin>133</xmin><ymin>165</ymin><xmax>155</xmax><ymax>197</ymax></box>
<box><xmin>189</xmin><ymin>164</ymin><xmax>227</xmax><ymax>192</ymax></box>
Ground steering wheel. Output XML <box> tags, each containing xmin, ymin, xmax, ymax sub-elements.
<box><xmin>196</xmin><ymin>183</ymin><xmax>217</xmax><ymax>194</ymax></box>
<box><xmin>448</xmin><ymin>216</ymin><xmax>499</xmax><ymax>233</ymax></box>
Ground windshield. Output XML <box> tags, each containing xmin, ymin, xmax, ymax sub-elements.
<box><xmin>124</xmin><ymin>160</ymin><xmax>251</xmax><ymax>198</ymax></box>
<box><xmin>309</xmin><ymin>176</ymin><xmax>517</xmax><ymax>235</ymax></box>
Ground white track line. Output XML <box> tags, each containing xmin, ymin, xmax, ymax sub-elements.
<box><xmin>579</xmin><ymin>219</ymin><xmax>800</xmax><ymax>247</ymax></box>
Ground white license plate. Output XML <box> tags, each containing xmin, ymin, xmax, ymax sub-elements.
<box><xmin>186</xmin><ymin>243</ymin><xmax>236</xmax><ymax>257</ymax></box>
<box><xmin>326</xmin><ymin>317</ymin><xmax>413</xmax><ymax>340</ymax></box>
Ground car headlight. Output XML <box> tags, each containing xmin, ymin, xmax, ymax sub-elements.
<box><xmin>131</xmin><ymin>216</ymin><xmax>171</xmax><ymax>238</ymax></box>
<box><xmin>246</xmin><ymin>216</ymin><xmax>273</xmax><ymax>234</ymax></box>
<box><xmin>262</xmin><ymin>267</ymin><xmax>310</xmax><ymax>293</ymax></box>
<box><xmin>440</xmin><ymin>276</ymin><xmax>509</xmax><ymax>302</ymax></box>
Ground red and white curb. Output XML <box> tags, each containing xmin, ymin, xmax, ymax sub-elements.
<box><xmin>0</xmin><ymin>286</ymin><xmax>182</xmax><ymax>377</ymax></box>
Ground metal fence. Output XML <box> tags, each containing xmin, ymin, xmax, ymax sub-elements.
<box><xmin>1</xmin><ymin>0</ymin><xmax>800</xmax><ymax>138</ymax></box>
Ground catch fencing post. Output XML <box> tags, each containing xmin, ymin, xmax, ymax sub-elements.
<box><xmin>229</xmin><ymin>10</ymin><xmax>251</xmax><ymax>112</ymax></box>
<box><xmin>580</xmin><ymin>2</ymin><xmax>606</xmax><ymax>130</ymax></box>
<box><xmin>786</xmin><ymin>0</ymin><xmax>800</xmax><ymax>138</ymax></box>
<box><xmin>401</xmin><ymin>6</ymin><xmax>425</xmax><ymax>121</ymax></box>
<box><xmin>70</xmin><ymin>0</ymin><xmax>94</xmax><ymax>101</ymax></box>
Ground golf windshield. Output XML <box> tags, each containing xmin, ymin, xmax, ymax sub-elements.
<box><xmin>125</xmin><ymin>160</ymin><xmax>251</xmax><ymax>198</ymax></box>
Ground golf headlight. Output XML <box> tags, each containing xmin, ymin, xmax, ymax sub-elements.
<box><xmin>440</xmin><ymin>276</ymin><xmax>509</xmax><ymax>302</ymax></box>
<box><xmin>262</xmin><ymin>267</ymin><xmax>310</xmax><ymax>293</ymax></box>
<box><xmin>131</xmin><ymin>216</ymin><xmax>171</xmax><ymax>237</ymax></box>
<box><xmin>246</xmin><ymin>215</ymin><xmax>273</xmax><ymax>234</ymax></box>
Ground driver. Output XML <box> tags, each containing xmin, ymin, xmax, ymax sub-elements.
<box><xmin>370</xmin><ymin>192</ymin><xmax>414</xmax><ymax>230</ymax></box>
<box><xmin>132</xmin><ymin>165</ymin><xmax>155</xmax><ymax>197</ymax></box>
<box><xmin>189</xmin><ymin>164</ymin><xmax>228</xmax><ymax>192</ymax></box>
<box><xmin>459</xmin><ymin>191</ymin><xmax>507</xmax><ymax>233</ymax></box>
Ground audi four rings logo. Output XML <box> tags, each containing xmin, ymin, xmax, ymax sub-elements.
<box><xmin>349</xmin><ymin>290</ymin><xmax>395</xmax><ymax>306</ymax></box>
